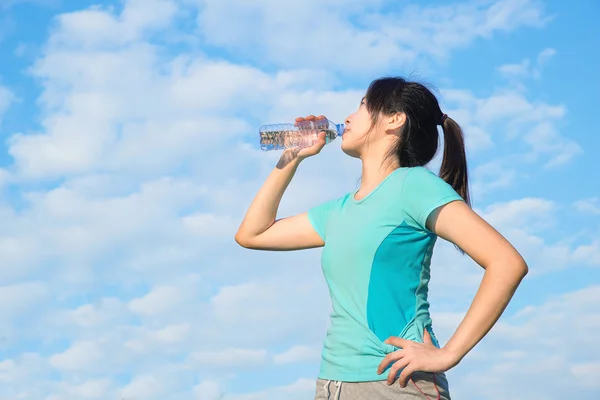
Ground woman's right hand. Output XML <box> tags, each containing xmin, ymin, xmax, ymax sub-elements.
<box><xmin>294</xmin><ymin>115</ymin><xmax>328</xmax><ymax>160</ymax></box>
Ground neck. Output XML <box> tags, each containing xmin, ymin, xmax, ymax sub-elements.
<box><xmin>357</xmin><ymin>144</ymin><xmax>398</xmax><ymax>197</ymax></box>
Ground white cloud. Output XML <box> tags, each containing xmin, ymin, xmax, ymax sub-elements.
<box><xmin>49</xmin><ymin>0</ymin><xmax>177</xmax><ymax>48</ymax></box>
<box><xmin>204</xmin><ymin>276</ymin><xmax>330</xmax><ymax>346</ymax></box>
<box><xmin>0</xmin><ymin>281</ymin><xmax>48</xmax><ymax>318</ymax></box>
<box><xmin>572</xmin><ymin>240</ymin><xmax>600</xmax><ymax>267</ymax></box>
<box><xmin>0</xmin><ymin>176</ymin><xmax>213</xmax><ymax>286</ymax></box>
<box><xmin>182</xmin><ymin>213</ymin><xmax>239</xmax><ymax>238</ymax></box>
<box><xmin>64</xmin><ymin>298</ymin><xmax>127</xmax><ymax>329</ymax></box>
<box><xmin>498</xmin><ymin>47</ymin><xmax>557</xmax><ymax>80</ymax></box>
<box><xmin>447</xmin><ymin>285</ymin><xmax>600</xmax><ymax>399</ymax></box>
<box><xmin>524</xmin><ymin>121</ymin><xmax>582</xmax><ymax>168</ymax></box>
<box><xmin>574</xmin><ymin>198</ymin><xmax>600</xmax><ymax>215</ymax></box>
<box><xmin>153</xmin><ymin>323</ymin><xmax>191</xmax><ymax>343</ymax></box>
<box><xmin>537</xmin><ymin>47</ymin><xmax>557</xmax><ymax>65</ymax></box>
<box><xmin>0</xmin><ymin>353</ymin><xmax>53</xmax><ymax>399</ymax></box>
<box><xmin>570</xmin><ymin>362</ymin><xmax>600</xmax><ymax>388</ymax></box>
<box><xmin>65</xmin><ymin>379</ymin><xmax>114</xmax><ymax>399</ymax></box>
<box><xmin>189</xmin><ymin>348</ymin><xmax>268</xmax><ymax>369</ymax></box>
<box><xmin>9</xmin><ymin>23</ymin><xmax>350</xmax><ymax>181</ymax></box>
<box><xmin>442</xmin><ymin>88</ymin><xmax>580</xmax><ymax>170</ymax></box>
<box><xmin>192</xmin><ymin>0</ymin><xmax>549</xmax><ymax>72</ymax></box>
<box><xmin>0</xmin><ymin>353</ymin><xmax>48</xmax><ymax>385</ymax></box>
<box><xmin>0</xmin><ymin>85</ymin><xmax>16</xmax><ymax>125</ymax></box>
<box><xmin>477</xmin><ymin>198</ymin><xmax>577</xmax><ymax>276</ymax></box>
<box><xmin>194</xmin><ymin>380</ymin><xmax>223</xmax><ymax>400</ymax></box>
<box><xmin>472</xmin><ymin>161</ymin><xmax>517</xmax><ymax>198</ymax></box>
<box><xmin>498</xmin><ymin>59</ymin><xmax>531</xmax><ymax>77</ymax></box>
<box><xmin>481</xmin><ymin>197</ymin><xmax>555</xmax><ymax>230</ymax></box>
<box><xmin>119</xmin><ymin>374</ymin><xmax>170</xmax><ymax>399</ymax></box>
<box><xmin>128</xmin><ymin>285</ymin><xmax>187</xmax><ymax>316</ymax></box>
<box><xmin>429</xmin><ymin>196</ymin><xmax>589</xmax><ymax>303</ymax></box>
<box><xmin>273</xmin><ymin>345</ymin><xmax>321</xmax><ymax>365</ymax></box>
<box><xmin>49</xmin><ymin>341</ymin><xmax>105</xmax><ymax>371</ymax></box>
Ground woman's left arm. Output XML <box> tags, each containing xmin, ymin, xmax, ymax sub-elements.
<box><xmin>378</xmin><ymin>200</ymin><xmax>528</xmax><ymax>386</ymax></box>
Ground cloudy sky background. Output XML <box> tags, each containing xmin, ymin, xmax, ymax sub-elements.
<box><xmin>0</xmin><ymin>0</ymin><xmax>599</xmax><ymax>399</ymax></box>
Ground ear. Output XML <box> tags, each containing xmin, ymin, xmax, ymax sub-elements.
<box><xmin>386</xmin><ymin>112</ymin><xmax>406</xmax><ymax>132</ymax></box>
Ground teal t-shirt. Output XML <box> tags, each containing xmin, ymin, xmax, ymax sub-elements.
<box><xmin>307</xmin><ymin>166</ymin><xmax>464</xmax><ymax>382</ymax></box>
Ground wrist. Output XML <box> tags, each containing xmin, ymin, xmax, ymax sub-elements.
<box><xmin>276</xmin><ymin>149</ymin><xmax>303</xmax><ymax>170</ymax></box>
<box><xmin>441</xmin><ymin>346</ymin><xmax>463</xmax><ymax>368</ymax></box>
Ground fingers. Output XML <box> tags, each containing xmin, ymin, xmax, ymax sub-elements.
<box><xmin>384</xmin><ymin>336</ymin><xmax>411</xmax><ymax>349</ymax></box>
<box><xmin>398</xmin><ymin>365</ymin><xmax>416</xmax><ymax>388</ymax></box>
<box><xmin>295</xmin><ymin>115</ymin><xmax>326</xmax><ymax>121</ymax></box>
<box><xmin>295</xmin><ymin>115</ymin><xmax>328</xmax><ymax>131</ymax></box>
<box><xmin>387</xmin><ymin>358</ymin><xmax>410</xmax><ymax>386</ymax></box>
<box><xmin>377</xmin><ymin>350</ymin><xmax>404</xmax><ymax>375</ymax></box>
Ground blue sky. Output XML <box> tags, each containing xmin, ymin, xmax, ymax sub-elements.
<box><xmin>0</xmin><ymin>0</ymin><xmax>599</xmax><ymax>399</ymax></box>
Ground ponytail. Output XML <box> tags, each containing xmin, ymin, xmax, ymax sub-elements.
<box><xmin>439</xmin><ymin>117</ymin><xmax>470</xmax><ymax>207</ymax></box>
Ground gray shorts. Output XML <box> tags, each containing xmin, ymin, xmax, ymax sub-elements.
<box><xmin>314</xmin><ymin>372</ymin><xmax>451</xmax><ymax>400</ymax></box>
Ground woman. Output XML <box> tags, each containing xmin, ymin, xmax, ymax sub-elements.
<box><xmin>235</xmin><ymin>77</ymin><xmax>528</xmax><ymax>399</ymax></box>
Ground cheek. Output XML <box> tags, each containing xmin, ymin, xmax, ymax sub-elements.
<box><xmin>358</xmin><ymin>115</ymin><xmax>372</xmax><ymax>132</ymax></box>
<box><xmin>341</xmin><ymin>130</ymin><xmax>360</xmax><ymax>148</ymax></box>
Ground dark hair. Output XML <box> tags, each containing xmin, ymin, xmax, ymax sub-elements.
<box><xmin>365</xmin><ymin>77</ymin><xmax>470</xmax><ymax>206</ymax></box>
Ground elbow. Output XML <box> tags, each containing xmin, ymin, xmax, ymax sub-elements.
<box><xmin>234</xmin><ymin>232</ymin><xmax>248</xmax><ymax>248</ymax></box>
<box><xmin>506</xmin><ymin>254</ymin><xmax>529</xmax><ymax>281</ymax></box>
<box><xmin>486</xmin><ymin>253</ymin><xmax>528</xmax><ymax>281</ymax></box>
<box><xmin>513</xmin><ymin>251</ymin><xmax>529</xmax><ymax>279</ymax></box>
<box><xmin>519</xmin><ymin>260</ymin><xmax>529</xmax><ymax>279</ymax></box>
<box><xmin>234</xmin><ymin>231</ymin><xmax>254</xmax><ymax>249</ymax></box>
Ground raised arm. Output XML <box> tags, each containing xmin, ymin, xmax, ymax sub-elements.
<box><xmin>235</xmin><ymin>118</ymin><xmax>327</xmax><ymax>251</ymax></box>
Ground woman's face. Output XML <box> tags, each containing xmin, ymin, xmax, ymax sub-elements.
<box><xmin>341</xmin><ymin>97</ymin><xmax>378</xmax><ymax>158</ymax></box>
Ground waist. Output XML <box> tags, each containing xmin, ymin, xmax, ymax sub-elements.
<box><xmin>319</xmin><ymin>315</ymin><xmax>437</xmax><ymax>382</ymax></box>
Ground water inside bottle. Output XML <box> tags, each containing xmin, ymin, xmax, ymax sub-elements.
<box><xmin>259</xmin><ymin>128</ymin><xmax>338</xmax><ymax>151</ymax></box>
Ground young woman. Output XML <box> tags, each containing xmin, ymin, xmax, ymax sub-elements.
<box><xmin>235</xmin><ymin>77</ymin><xmax>528</xmax><ymax>400</ymax></box>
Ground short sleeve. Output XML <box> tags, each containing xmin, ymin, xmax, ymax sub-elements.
<box><xmin>307</xmin><ymin>197</ymin><xmax>341</xmax><ymax>241</ymax></box>
<box><xmin>402</xmin><ymin>167</ymin><xmax>464</xmax><ymax>231</ymax></box>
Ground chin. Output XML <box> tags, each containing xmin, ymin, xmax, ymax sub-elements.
<box><xmin>341</xmin><ymin>142</ymin><xmax>361</xmax><ymax>158</ymax></box>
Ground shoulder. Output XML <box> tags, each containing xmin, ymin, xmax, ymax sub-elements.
<box><xmin>334</xmin><ymin>192</ymin><xmax>353</xmax><ymax>209</ymax></box>
<box><xmin>382</xmin><ymin>167</ymin><xmax>447</xmax><ymax>196</ymax></box>
<box><xmin>310</xmin><ymin>192</ymin><xmax>352</xmax><ymax>214</ymax></box>
<box><xmin>404</xmin><ymin>166</ymin><xmax>443</xmax><ymax>182</ymax></box>
<box><xmin>402</xmin><ymin>166</ymin><xmax>455</xmax><ymax>194</ymax></box>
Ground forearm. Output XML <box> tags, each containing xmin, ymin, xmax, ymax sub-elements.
<box><xmin>443</xmin><ymin>260</ymin><xmax>528</xmax><ymax>364</ymax></box>
<box><xmin>235</xmin><ymin>152</ymin><xmax>302</xmax><ymax>240</ymax></box>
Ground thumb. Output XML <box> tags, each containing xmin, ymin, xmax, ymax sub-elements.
<box><xmin>423</xmin><ymin>327</ymin><xmax>433</xmax><ymax>345</ymax></box>
<box><xmin>314</xmin><ymin>131</ymin><xmax>326</xmax><ymax>147</ymax></box>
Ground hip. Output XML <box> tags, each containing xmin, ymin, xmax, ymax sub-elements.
<box><xmin>314</xmin><ymin>372</ymin><xmax>451</xmax><ymax>400</ymax></box>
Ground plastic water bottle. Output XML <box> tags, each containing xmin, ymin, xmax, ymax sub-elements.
<box><xmin>259</xmin><ymin>119</ymin><xmax>345</xmax><ymax>151</ymax></box>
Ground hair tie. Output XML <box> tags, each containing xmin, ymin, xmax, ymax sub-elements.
<box><xmin>439</xmin><ymin>114</ymin><xmax>448</xmax><ymax>125</ymax></box>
